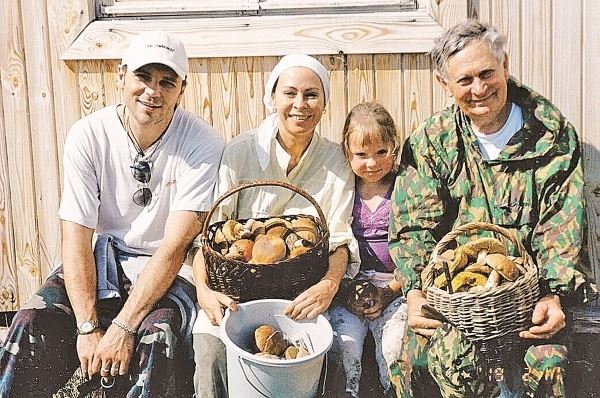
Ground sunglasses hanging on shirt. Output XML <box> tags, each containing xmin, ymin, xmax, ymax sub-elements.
<box><xmin>123</xmin><ymin>106</ymin><xmax>165</xmax><ymax>207</ymax></box>
<box><xmin>130</xmin><ymin>155</ymin><xmax>153</xmax><ymax>207</ymax></box>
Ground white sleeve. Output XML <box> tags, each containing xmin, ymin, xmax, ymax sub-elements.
<box><xmin>325</xmin><ymin>162</ymin><xmax>360</xmax><ymax>278</ymax></box>
<box><xmin>171</xmin><ymin>132</ymin><xmax>225</xmax><ymax>214</ymax></box>
<box><xmin>58</xmin><ymin>122</ymin><xmax>100</xmax><ymax>229</ymax></box>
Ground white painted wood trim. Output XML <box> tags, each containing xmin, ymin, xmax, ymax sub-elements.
<box><xmin>61</xmin><ymin>10</ymin><xmax>444</xmax><ymax>60</ymax></box>
<box><xmin>101</xmin><ymin>0</ymin><xmax>415</xmax><ymax>16</ymax></box>
<box><xmin>101</xmin><ymin>0</ymin><xmax>260</xmax><ymax>15</ymax></box>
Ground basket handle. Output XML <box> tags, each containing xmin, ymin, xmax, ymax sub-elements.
<box><xmin>421</xmin><ymin>221</ymin><xmax>535</xmax><ymax>290</ymax></box>
<box><xmin>201</xmin><ymin>180</ymin><xmax>329</xmax><ymax>237</ymax></box>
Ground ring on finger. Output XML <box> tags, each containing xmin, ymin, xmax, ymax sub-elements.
<box><xmin>101</xmin><ymin>377</ymin><xmax>116</xmax><ymax>388</ymax></box>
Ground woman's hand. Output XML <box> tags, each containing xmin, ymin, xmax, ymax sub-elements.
<box><xmin>519</xmin><ymin>294</ymin><xmax>566</xmax><ymax>340</ymax></box>
<box><xmin>285</xmin><ymin>279</ymin><xmax>339</xmax><ymax>320</ymax></box>
<box><xmin>196</xmin><ymin>284</ymin><xmax>238</xmax><ymax>326</ymax></box>
<box><xmin>406</xmin><ymin>289</ymin><xmax>442</xmax><ymax>338</ymax></box>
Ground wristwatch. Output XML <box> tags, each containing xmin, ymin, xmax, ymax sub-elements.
<box><xmin>77</xmin><ymin>320</ymin><xmax>100</xmax><ymax>335</ymax></box>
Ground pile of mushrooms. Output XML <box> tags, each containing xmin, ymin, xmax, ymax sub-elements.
<box><xmin>253</xmin><ymin>325</ymin><xmax>310</xmax><ymax>360</ymax></box>
<box><xmin>212</xmin><ymin>217</ymin><xmax>319</xmax><ymax>264</ymax></box>
<box><xmin>434</xmin><ymin>237</ymin><xmax>523</xmax><ymax>293</ymax></box>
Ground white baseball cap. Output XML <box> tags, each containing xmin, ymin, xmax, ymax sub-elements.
<box><xmin>121</xmin><ymin>31</ymin><xmax>188</xmax><ymax>81</ymax></box>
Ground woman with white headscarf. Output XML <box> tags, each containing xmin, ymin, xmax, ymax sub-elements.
<box><xmin>192</xmin><ymin>54</ymin><xmax>359</xmax><ymax>397</ymax></box>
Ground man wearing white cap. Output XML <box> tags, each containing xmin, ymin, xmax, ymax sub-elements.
<box><xmin>0</xmin><ymin>31</ymin><xmax>224</xmax><ymax>397</ymax></box>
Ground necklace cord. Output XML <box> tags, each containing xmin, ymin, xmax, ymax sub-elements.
<box><xmin>121</xmin><ymin>105</ymin><xmax>165</xmax><ymax>161</ymax></box>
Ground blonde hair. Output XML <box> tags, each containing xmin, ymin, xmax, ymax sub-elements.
<box><xmin>341</xmin><ymin>101</ymin><xmax>399</xmax><ymax>164</ymax></box>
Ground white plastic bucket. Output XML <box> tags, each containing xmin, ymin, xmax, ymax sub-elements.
<box><xmin>220</xmin><ymin>299</ymin><xmax>333</xmax><ymax>398</ymax></box>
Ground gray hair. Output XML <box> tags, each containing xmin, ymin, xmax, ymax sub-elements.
<box><xmin>431</xmin><ymin>20</ymin><xmax>506</xmax><ymax>77</ymax></box>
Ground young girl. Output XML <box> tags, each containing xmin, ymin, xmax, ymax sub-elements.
<box><xmin>329</xmin><ymin>102</ymin><xmax>407</xmax><ymax>397</ymax></box>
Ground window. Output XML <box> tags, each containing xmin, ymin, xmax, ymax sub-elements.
<box><xmin>98</xmin><ymin>0</ymin><xmax>417</xmax><ymax>18</ymax></box>
<box><xmin>62</xmin><ymin>0</ymin><xmax>442</xmax><ymax>60</ymax></box>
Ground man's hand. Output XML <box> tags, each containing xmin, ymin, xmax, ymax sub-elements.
<box><xmin>197</xmin><ymin>284</ymin><xmax>238</xmax><ymax>326</ymax></box>
<box><xmin>519</xmin><ymin>294</ymin><xmax>565</xmax><ymax>340</ymax></box>
<box><xmin>285</xmin><ymin>279</ymin><xmax>339</xmax><ymax>320</ymax></box>
<box><xmin>407</xmin><ymin>289</ymin><xmax>442</xmax><ymax>338</ymax></box>
<box><xmin>77</xmin><ymin>330</ymin><xmax>104</xmax><ymax>380</ymax></box>
<box><xmin>91</xmin><ymin>324</ymin><xmax>135</xmax><ymax>381</ymax></box>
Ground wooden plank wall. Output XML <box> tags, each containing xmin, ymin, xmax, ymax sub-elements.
<box><xmin>0</xmin><ymin>0</ymin><xmax>598</xmax><ymax>309</ymax></box>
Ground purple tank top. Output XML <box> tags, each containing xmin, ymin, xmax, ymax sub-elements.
<box><xmin>351</xmin><ymin>179</ymin><xmax>395</xmax><ymax>273</ymax></box>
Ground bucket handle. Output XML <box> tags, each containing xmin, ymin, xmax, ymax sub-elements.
<box><xmin>237</xmin><ymin>356</ymin><xmax>273</xmax><ymax>398</ymax></box>
<box><xmin>236</xmin><ymin>354</ymin><xmax>328</xmax><ymax>398</ymax></box>
<box><xmin>319</xmin><ymin>352</ymin><xmax>328</xmax><ymax>396</ymax></box>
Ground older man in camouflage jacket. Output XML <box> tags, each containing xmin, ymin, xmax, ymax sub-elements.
<box><xmin>388</xmin><ymin>20</ymin><xmax>597</xmax><ymax>398</ymax></box>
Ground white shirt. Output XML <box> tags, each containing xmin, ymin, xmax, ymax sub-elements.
<box><xmin>59</xmin><ymin>105</ymin><xmax>225</xmax><ymax>283</ymax></box>
<box><xmin>474</xmin><ymin>103</ymin><xmax>523</xmax><ymax>160</ymax></box>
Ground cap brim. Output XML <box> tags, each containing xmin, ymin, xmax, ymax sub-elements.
<box><xmin>125</xmin><ymin>59</ymin><xmax>187</xmax><ymax>81</ymax></box>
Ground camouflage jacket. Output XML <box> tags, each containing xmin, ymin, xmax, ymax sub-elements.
<box><xmin>389</xmin><ymin>77</ymin><xmax>597</xmax><ymax>303</ymax></box>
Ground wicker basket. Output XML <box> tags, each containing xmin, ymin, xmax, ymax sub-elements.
<box><xmin>421</xmin><ymin>221</ymin><xmax>539</xmax><ymax>367</ymax></box>
<box><xmin>200</xmin><ymin>180</ymin><xmax>329</xmax><ymax>303</ymax></box>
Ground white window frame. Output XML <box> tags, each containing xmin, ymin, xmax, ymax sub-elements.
<box><xmin>98</xmin><ymin>0</ymin><xmax>416</xmax><ymax>17</ymax></box>
<box><xmin>62</xmin><ymin>0</ymin><xmax>445</xmax><ymax>61</ymax></box>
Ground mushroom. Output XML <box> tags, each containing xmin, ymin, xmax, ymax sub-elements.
<box><xmin>236</xmin><ymin>219</ymin><xmax>256</xmax><ymax>240</ymax></box>
<box><xmin>291</xmin><ymin>217</ymin><xmax>318</xmax><ymax>245</ymax></box>
<box><xmin>284</xmin><ymin>346</ymin><xmax>299</xmax><ymax>359</ymax></box>
<box><xmin>224</xmin><ymin>248</ymin><xmax>245</xmax><ymax>262</ymax></box>
<box><xmin>222</xmin><ymin>220</ymin><xmax>244</xmax><ymax>243</ymax></box>
<box><xmin>255</xmin><ymin>325</ymin><xmax>288</xmax><ymax>356</ymax></box>
<box><xmin>225</xmin><ymin>239</ymin><xmax>254</xmax><ymax>262</ymax></box>
<box><xmin>484</xmin><ymin>253</ymin><xmax>520</xmax><ymax>282</ymax></box>
<box><xmin>250</xmin><ymin>220</ymin><xmax>266</xmax><ymax>238</ymax></box>
<box><xmin>289</xmin><ymin>245</ymin><xmax>310</xmax><ymax>258</ymax></box>
<box><xmin>255</xmin><ymin>352</ymin><xmax>282</xmax><ymax>360</ymax></box>
<box><xmin>265</xmin><ymin>218</ymin><xmax>293</xmax><ymax>239</ymax></box>
<box><xmin>213</xmin><ymin>228</ymin><xmax>229</xmax><ymax>254</ymax></box>
<box><xmin>264</xmin><ymin>218</ymin><xmax>291</xmax><ymax>230</ymax></box>
<box><xmin>283</xmin><ymin>345</ymin><xmax>309</xmax><ymax>359</ymax></box>
<box><xmin>462</xmin><ymin>237</ymin><xmax>506</xmax><ymax>261</ymax></box>
<box><xmin>463</xmin><ymin>263</ymin><xmax>493</xmax><ymax>275</ymax></box>
<box><xmin>434</xmin><ymin>248</ymin><xmax>469</xmax><ymax>288</ymax></box>
<box><xmin>450</xmin><ymin>271</ymin><xmax>487</xmax><ymax>293</ymax></box>
<box><xmin>284</xmin><ymin>231</ymin><xmax>302</xmax><ymax>251</ymax></box>
<box><xmin>250</xmin><ymin>235</ymin><xmax>287</xmax><ymax>264</ymax></box>
<box><xmin>484</xmin><ymin>270</ymin><xmax>502</xmax><ymax>290</ymax></box>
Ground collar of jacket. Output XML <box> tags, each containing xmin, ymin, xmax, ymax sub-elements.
<box><xmin>455</xmin><ymin>76</ymin><xmax>566</xmax><ymax>163</ymax></box>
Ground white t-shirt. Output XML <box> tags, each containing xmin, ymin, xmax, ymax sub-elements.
<box><xmin>474</xmin><ymin>103</ymin><xmax>523</xmax><ymax>160</ymax></box>
<box><xmin>59</xmin><ymin>105</ymin><xmax>225</xmax><ymax>283</ymax></box>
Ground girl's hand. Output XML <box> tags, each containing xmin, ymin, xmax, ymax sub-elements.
<box><xmin>363</xmin><ymin>286</ymin><xmax>396</xmax><ymax>320</ymax></box>
<box><xmin>363</xmin><ymin>295</ymin><xmax>383</xmax><ymax>320</ymax></box>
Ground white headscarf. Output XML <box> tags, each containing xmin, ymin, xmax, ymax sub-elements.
<box><xmin>256</xmin><ymin>54</ymin><xmax>330</xmax><ymax>170</ymax></box>
<box><xmin>262</xmin><ymin>54</ymin><xmax>330</xmax><ymax>114</ymax></box>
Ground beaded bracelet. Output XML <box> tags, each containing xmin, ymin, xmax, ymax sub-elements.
<box><xmin>111</xmin><ymin>318</ymin><xmax>137</xmax><ymax>336</ymax></box>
